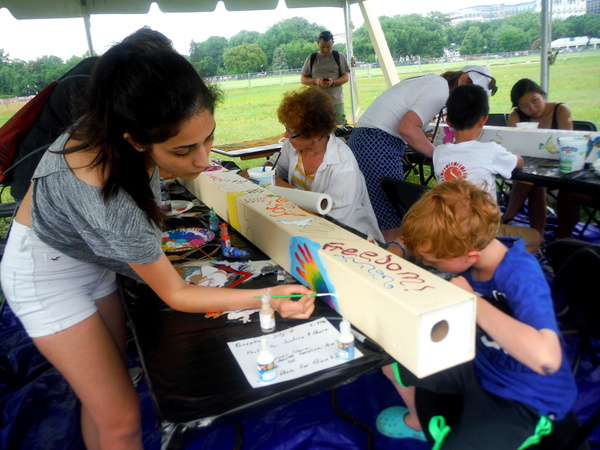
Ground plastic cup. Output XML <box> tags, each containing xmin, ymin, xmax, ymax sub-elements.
<box><xmin>516</xmin><ymin>122</ymin><xmax>539</xmax><ymax>129</ymax></box>
<box><xmin>558</xmin><ymin>136</ymin><xmax>588</xmax><ymax>173</ymax></box>
<box><xmin>247</xmin><ymin>166</ymin><xmax>275</xmax><ymax>188</ymax></box>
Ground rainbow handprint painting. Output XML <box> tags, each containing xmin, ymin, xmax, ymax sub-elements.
<box><xmin>290</xmin><ymin>237</ymin><xmax>338</xmax><ymax>312</ymax></box>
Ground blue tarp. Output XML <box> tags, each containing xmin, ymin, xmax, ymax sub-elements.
<box><xmin>2</xmin><ymin>298</ymin><xmax>599</xmax><ymax>449</ymax></box>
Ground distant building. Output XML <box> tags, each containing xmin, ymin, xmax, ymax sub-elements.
<box><xmin>538</xmin><ymin>0</ymin><xmax>588</xmax><ymax>19</ymax></box>
<box><xmin>450</xmin><ymin>2</ymin><xmax>536</xmax><ymax>24</ymax></box>
<box><xmin>587</xmin><ymin>0</ymin><xmax>600</xmax><ymax>13</ymax></box>
<box><xmin>450</xmin><ymin>0</ymin><xmax>591</xmax><ymax>25</ymax></box>
<box><xmin>552</xmin><ymin>36</ymin><xmax>600</xmax><ymax>49</ymax></box>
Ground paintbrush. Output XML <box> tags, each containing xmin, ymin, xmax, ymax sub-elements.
<box><xmin>253</xmin><ymin>293</ymin><xmax>336</xmax><ymax>299</ymax></box>
<box><xmin>191</xmin><ymin>244</ymin><xmax>214</xmax><ymax>260</ymax></box>
<box><xmin>261</xmin><ymin>151</ymin><xmax>281</xmax><ymax>172</ymax></box>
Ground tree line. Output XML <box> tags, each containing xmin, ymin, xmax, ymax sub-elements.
<box><xmin>1</xmin><ymin>12</ymin><xmax>599</xmax><ymax>97</ymax></box>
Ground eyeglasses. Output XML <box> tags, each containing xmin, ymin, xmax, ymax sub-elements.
<box><xmin>466</xmin><ymin>70</ymin><xmax>498</xmax><ymax>96</ymax></box>
<box><xmin>285</xmin><ymin>128</ymin><xmax>301</xmax><ymax>139</ymax></box>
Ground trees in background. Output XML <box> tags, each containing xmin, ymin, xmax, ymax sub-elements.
<box><xmin>1</xmin><ymin>12</ymin><xmax>599</xmax><ymax>96</ymax></box>
<box><xmin>223</xmin><ymin>43</ymin><xmax>267</xmax><ymax>74</ymax></box>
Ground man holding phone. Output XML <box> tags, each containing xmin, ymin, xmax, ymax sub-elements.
<box><xmin>300</xmin><ymin>30</ymin><xmax>350</xmax><ymax>125</ymax></box>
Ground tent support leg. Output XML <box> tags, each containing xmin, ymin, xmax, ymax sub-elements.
<box><xmin>329</xmin><ymin>388</ymin><xmax>374</xmax><ymax>450</ymax></box>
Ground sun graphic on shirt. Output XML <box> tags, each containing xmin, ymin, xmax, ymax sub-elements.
<box><xmin>440</xmin><ymin>162</ymin><xmax>467</xmax><ymax>181</ymax></box>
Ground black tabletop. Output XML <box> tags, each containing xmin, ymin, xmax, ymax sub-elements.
<box><xmin>121</xmin><ymin>180</ymin><xmax>393</xmax><ymax>428</ymax></box>
<box><xmin>511</xmin><ymin>156</ymin><xmax>600</xmax><ymax>196</ymax></box>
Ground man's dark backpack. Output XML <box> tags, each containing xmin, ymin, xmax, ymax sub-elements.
<box><xmin>309</xmin><ymin>50</ymin><xmax>344</xmax><ymax>78</ymax></box>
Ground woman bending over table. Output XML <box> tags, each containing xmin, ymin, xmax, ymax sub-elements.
<box><xmin>502</xmin><ymin>78</ymin><xmax>573</xmax><ymax>236</ymax></box>
<box><xmin>275</xmin><ymin>86</ymin><xmax>383</xmax><ymax>241</ymax></box>
<box><xmin>0</xmin><ymin>29</ymin><xmax>314</xmax><ymax>450</ymax></box>
<box><xmin>347</xmin><ymin>65</ymin><xmax>497</xmax><ymax>242</ymax></box>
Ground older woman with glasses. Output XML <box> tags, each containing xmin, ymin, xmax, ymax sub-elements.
<box><xmin>348</xmin><ymin>65</ymin><xmax>496</xmax><ymax>242</ymax></box>
<box><xmin>274</xmin><ymin>86</ymin><xmax>383</xmax><ymax>241</ymax></box>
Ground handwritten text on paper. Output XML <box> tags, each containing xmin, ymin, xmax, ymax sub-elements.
<box><xmin>227</xmin><ymin>317</ymin><xmax>363</xmax><ymax>388</ymax></box>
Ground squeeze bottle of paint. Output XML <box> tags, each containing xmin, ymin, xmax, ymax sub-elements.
<box><xmin>159</xmin><ymin>178</ymin><xmax>172</xmax><ymax>213</ymax></box>
<box><xmin>257</xmin><ymin>337</ymin><xmax>276</xmax><ymax>382</ymax></box>
<box><xmin>337</xmin><ymin>317</ymin><xmax>355</xmax><ymax>360</ymax></box>
<box><xmin>208</xmin><ymin>208</ymin><xmax>219</xmax><ymax>232</ymax></box>
<box><xmin>222</xmin><ymin>247</ymin><xmax>251</xmax><ymax>259</ymax></box>
<box><xmin>219</xmin><ymin>223</ymin><xmax>232</xmax><ymax>249</ymax></box>
<box><xmin>259</xmin><ymin>288</ymin><xmax>276</xmax><ymax>333</ymax></box>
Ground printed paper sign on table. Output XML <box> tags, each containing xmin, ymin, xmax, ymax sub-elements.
<box><xmin>228</xmin><ymin>318</ymin><xmax>363</xmax><ymax>388</ymax></box>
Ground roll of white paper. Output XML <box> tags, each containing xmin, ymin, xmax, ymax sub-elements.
<box><xmin>267</xmin><ymin>186</ymin><xmax>332</xmax><ymax>215</ymax></box>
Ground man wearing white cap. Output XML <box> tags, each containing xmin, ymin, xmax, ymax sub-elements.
<box><xmin>348</xmin><ymin>65</ymin><xmax>497</xmax><ymax>242</ymax></box>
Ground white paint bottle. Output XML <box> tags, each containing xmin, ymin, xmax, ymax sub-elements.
<box><xmin>259</xmin><ymin>288</ymin><xmax>275</xmax><ymax>333</ymax></box>
<box><xmin>337</xmin><ymin>317</ymin><xmax>355</xmax><ymax>360</ymax></box>
<box><xmin>257</xmin><ymin>337</ymin><xmax>276</xmax><ymax>382</ymax></box>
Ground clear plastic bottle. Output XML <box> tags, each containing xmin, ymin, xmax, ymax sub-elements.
<box><xmin>337</xmin><ymin>317</ymin><xmax>355</xmax><ymax>360</ymax></box>
<box><xmin>259</xmin><ymin>288</ymin><xmax>276</xmax><ymax>333</ymax></box>
<box><xmin>159</xmin><ymin>178</ymin><xmax>172</xmax><ymax>213</ymax></box>
<box><xmin>257</xmin><ymin>337</ymin><xmax>276</xmax><ymax>382</ymax></box>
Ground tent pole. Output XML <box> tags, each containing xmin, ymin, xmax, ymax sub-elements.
<box><xmin>343</xmin><ymin>0</ymin><xmax>359</xmax><ymax>123</ymax></box>
<box><xmin>80</xmin><ymin>0</ymin><xmax>95</xmax><ymax>57</ymax></box>
<box><xmin>540</xmin><ymin>0</ymin><xmax>552</xmax><ymax>97</ymax></box>
<box><xmin>357</xmin><ymin>0</ymin><xmax>398</xmax><ymax>88</ymax></box>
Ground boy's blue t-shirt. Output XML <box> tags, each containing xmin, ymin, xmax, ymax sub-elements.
<box><xmin>461</xmin><ymin>237</ymin><xmax>577</xmax><ymax>420</ymax></box>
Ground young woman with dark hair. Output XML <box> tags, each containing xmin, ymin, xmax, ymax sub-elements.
<box><xmin>502</xmin><ymin>78</ymin><xmax>573</xmax><ymax>237</ymax></box>
<box><xmin>1</xmin><ymin>30</ymin><xmax>314</xmax><ymax>449</ymax></box>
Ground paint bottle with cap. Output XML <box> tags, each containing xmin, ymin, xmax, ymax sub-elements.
<box><xmin>337</xmin><ymin>317</ymin><xmax>355</xmax><ymax>360</ymax></box>
<box><xmin>259</xmin><ymin>288</ymin><xmax>276</xmax><ymax>333</ymax></box>
<box><xmin>208</xmin><ymin>208</ymin><xmax>219</xmax><ymax>232</ymax></box>
<box><xmin>257</xmin><ymin>337</ymin><xmax>276</xmax><ymax>382</ymax></box>
<box><xmin>222</xmin><ymin>247</ymin><xmax>251</xmax><ymax>259</ymax></box>
<box><xmin>219</xmin><ymin>223</ymin><xmax>232</xmax><ymax>250</ymax></box>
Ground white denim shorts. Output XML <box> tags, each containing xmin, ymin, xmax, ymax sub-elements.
<box><xmin>1</xmin><ymin>220</ymin><xmax>118</xmax><ymax>337</ymax></box>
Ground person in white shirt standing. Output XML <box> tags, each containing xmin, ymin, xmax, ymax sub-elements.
<box><xmin>347</xmin><ymin>65</ymin><xmax>497</xmax><ymax>242</ymax></box>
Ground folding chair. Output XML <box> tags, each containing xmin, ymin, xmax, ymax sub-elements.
<box><xmin>380</xmin><ymin>177</ymin><xmax>430</xmax><ymax>223</ymax></box>
<box><xmin>486</xmin><ymin>113</ymin><xmax>509</xmax><ymax>127</ymax></box>
<box><xmin>572</xmin><ymin>121</ymin><xmax>597</xmax><ymax>132</ymax></box>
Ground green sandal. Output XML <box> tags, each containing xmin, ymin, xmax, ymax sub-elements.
<box><xmin>376</xmin><ymin>406</ymin><xmax>427</xmax><ymax>441</ymax></box>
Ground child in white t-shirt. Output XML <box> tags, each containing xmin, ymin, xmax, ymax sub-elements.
<box><xmin>432</xmin><ymin>84</ymin><xmax>542</xmax><ymax>252</ymax></box>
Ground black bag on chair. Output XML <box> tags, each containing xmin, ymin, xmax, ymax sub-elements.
<box><xmin>546</xmin><ymin>240</ymin><xmax>600</xmax><ymax>450</ymax></box>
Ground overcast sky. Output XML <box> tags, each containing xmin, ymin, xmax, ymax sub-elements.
<box><xmin>0</xmin><ymin>0</ymin><xmax>506</xmax><ymax>61</ymax></box>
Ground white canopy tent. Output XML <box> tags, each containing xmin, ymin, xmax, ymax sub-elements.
<box><xmin>0</xmin><ymin>0</ymin><xmax>402</xmax><ymax>122</ymax></box>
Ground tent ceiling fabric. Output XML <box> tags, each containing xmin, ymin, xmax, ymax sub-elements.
<box><xmin>0</xmin><ymin>0</ymin><xmax>362</xmax><ymax>19</ymax></box>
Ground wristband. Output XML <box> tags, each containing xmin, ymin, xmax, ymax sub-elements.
<box><xmin>384</xmin><ymin>240</ymin><xmax>405</xmax><ymax>256</ymax></box>
<box><xmin>331</xmin><ymin>81</ymin><xmax>336</xmax><ymax>87</ymax></box>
